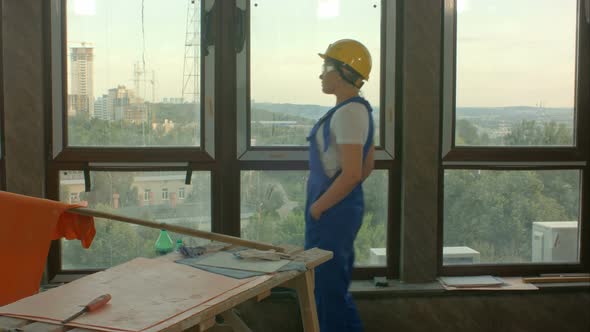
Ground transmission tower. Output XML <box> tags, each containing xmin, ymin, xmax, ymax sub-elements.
<box><xmin>182</xmin><ymin>0</ymin><xmax>200</xmax><ymax>104</ymax></box>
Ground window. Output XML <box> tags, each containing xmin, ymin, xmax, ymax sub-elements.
<box><xmin>241</xmin><ymin>170</ymin><xmax>389</xmax><ymax>266</ymax></box>
<box><xmin>247</xmin><ymin>1</ymin><xmax>381</xmax><ymax>147</ymax></box>
<box><xmin>454</xmin><ymin>1</ymin><xmax>576</xmax><ymax>147</ymax></box>
<box><xmin>236</xmin><ymin>0</ymin><xmax>400</xmax><ymax>278</ymax></box>
<box><xmin>59</xmin><ymin>170</ymin><xmax>211</xmax><ymax>269</ymax></box>
<box><xmin>47</xmin><ymin>0</ymin><xmax>400</xmax><ymax>280</ymax></box>
<box><xmin>238</xmin><ymin>0</ymin><xmax>395</xmax><ymax>155</ymax></box>
<box><xmin>444</xmin><ymin>169</ymin><xmax>581</xmax><ymax>264</ymax></box>
<box><xmin>65</xmin><ymin>0</ymin><xmax>201</xmax><ymax>148</ymax></box>
<box><xmin>47</xmin><ymin>0</ymin><xmax>215</xmax><ymax>278</ymax></box>
<box><xmin>441</xmin><ymin>0</ymin><xmax>589</xmax><ymax>275</ymax></box>
<box><xmin>49</xmin><ymin>0</ymin><xmax>215</xmax><ymax>161</ymax></box>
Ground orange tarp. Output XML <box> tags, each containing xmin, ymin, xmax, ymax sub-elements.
<box><xmin>0</xmin><ymin>191</ymin><xmax>95</xmax><ymax>306</ymax></box>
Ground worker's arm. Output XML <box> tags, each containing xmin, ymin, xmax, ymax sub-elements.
<box><xmin>310</xmin><ymin>144</ymin><xmax>363</xmax><ymax>220</ymax></box>
<box><xmin>362</xmin><ymin>144</ymin><xmax>375</xmax><ymax>181</ymax></box>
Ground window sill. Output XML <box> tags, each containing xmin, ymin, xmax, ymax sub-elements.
<box><xmin>44</xmin><ymin>274</ymin><xmax>590</xmax><ymax>295</ymax></box>
<box><xmin>349</xmin><ymin>279</ymin><xmax>590</xmax><ymax>298</ymax></box>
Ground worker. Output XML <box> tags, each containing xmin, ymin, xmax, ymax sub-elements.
<box><xmin>305</xmin><ymin>39</ymin><xmax>374</xmax><ymax>332</ymax></box>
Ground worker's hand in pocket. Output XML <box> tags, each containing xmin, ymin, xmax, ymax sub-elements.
<box><xmin>310</xmin><ymin>203</ymin><xmax>322</xmax><ymax>221</ymax></box>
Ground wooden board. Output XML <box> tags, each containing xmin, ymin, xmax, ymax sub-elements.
<box><xmin>522</xmin><ymin>276</ymin><xmax>590</xmax><ymax>283</ymax></box>
<box><xmin>0</xmin><ymin>258</ymin><xmax>270</xmax><ymax>332</ymax></box>
<box><xmin>1</xmin><ymin>247</ymin><xmax>333</xmax><ymax>332</ymax></box>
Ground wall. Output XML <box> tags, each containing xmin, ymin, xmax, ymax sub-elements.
<box><xmin>2</xmin><ymin>0</ymin><xmax>46</xmax><ymax>197</ymax></box>
<box><xmin>232</xmin><ymin>288</ymin><xmax>590</xmax><ymax>332</ymax></box>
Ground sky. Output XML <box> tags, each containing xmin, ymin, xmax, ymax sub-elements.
<box><xmin>456</xmin><ymin>0</ymin><xmax>577</xmax><ymax>108</ymax></box>
<box><xmin>67</xmin><ymin>0</ymin><xmax>577</xmax><ymax>108</ymax></box>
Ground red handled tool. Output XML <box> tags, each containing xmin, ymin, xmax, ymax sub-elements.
<box><xmin>62</xmin><ymin>294</ymin><xmax>111</xmax><ymax>324</ymax></box>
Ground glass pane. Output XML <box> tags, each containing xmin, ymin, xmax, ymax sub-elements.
<box><xmin>455</xmin><ymin>0</ymin><xmax>576</xmax><ymax>146</ymax></box>
<box><xmin>240</xmin><ymin>170</ymin><xmax>388</xmax><ymax>266</ymax></box>
<box><xmin>66</xmin><ymin>0</ymin><xmax>201</xmax><ymax>147</ymax></box>
<box><xmin>250</xmin><ymin>0</ymin><xmax>381</xmax><ymax>147</ymax></box>
<box><xmin>444</xmin><ymin>169</ymin><xmax>581</xmax><ymax>265</ymax></box>
<box><xmin>60</xmin><ymin>170</ymin><xmax>211</xmax><ymax>269</ymax></box>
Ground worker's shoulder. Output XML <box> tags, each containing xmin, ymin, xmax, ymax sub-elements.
<box><xmin>332</xmin><ymin>102</ymin><xmax>370</xmax><ymax>123</ymax></box>
<box><xmin>337</xmin><ymin>101</ymin><xmax>370</xmax><ymax>112</ymax></box>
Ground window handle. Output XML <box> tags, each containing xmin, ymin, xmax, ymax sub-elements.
<box><xmin>84</xmin><ymin>165</ymin><xmax>92</xmax><ymax>192</ymax></box>
<box><xmin>185</xmin><ymin>163</ymin><xmax>193</xmax><ymax>185</ymax></box>
<box><xmin>203</xmin><ymin>2</ymin><xmax>216</xmax><ymax>57</ymax></box>
<box><xmin>235</xmin><ymin>7</ymin><xmax>246</xmax><ymax>53</ymax></box>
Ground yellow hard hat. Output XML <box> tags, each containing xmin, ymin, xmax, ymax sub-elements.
<box><xmin>319</xmin><ymin>39</ymin><xmax>372</xmax><ymax>81</ymax></box>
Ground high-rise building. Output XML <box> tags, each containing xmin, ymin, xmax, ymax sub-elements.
<box><xmin>93</xmin><ymin>94</ymin><xmax>109</xmax><ymax>121</ymax></box>
<box><xmin>108</xmin><ymin>85</ymin><xmax>130</xmax><ymax>121</ymax></box>
<box><xmin>70</xmin><ymin>45</ymin><xmax>94</xmax><ymax>116</ymax></box>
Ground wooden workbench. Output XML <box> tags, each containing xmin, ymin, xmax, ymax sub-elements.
<box><xmin>0</xmin><ymin>247</ymin><xmax>332</xmax><ymax>332</ymax></box>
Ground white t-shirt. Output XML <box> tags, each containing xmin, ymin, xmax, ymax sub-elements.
<box><xmin>315</xmin><ymin>102</ymin><xmax>371</xmax><ymax>178</ymax></box>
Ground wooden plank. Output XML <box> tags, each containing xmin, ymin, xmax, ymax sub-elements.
<box><xmin>522</xmin><ymin>276</ymin><xmax>590</xmax><ymax>283</ymax></box>
<box><xmin>255</xmin><ymin>290</ymin><xmax>271</xmax><ymax>302</ymax></box>
<box><xmin>144</xmin><ymin>248</ymin><xmax>331</xmax><ymax>332</ymax></box>
<box><xmin>277</xmin><ymin>244</ymin><xmax>305</xmax><ymax>256</ymax></box>
<box><xmin>1</xmin><ymin>247</ymin><xmax>331</xmax><ymax>332</ymax></box>
<box><xmin>291</xmin><ymin>248</ymin><xmax>333</xmax><ymax>269</ymax></box>
<box><xmin>142</xmin><ymin>275</ymin><xmax>277</xmax><ymax>332</ymax></box>
<box><xmin>291</xmin><ymin>271</ymin><xmax>319</xmax><ymax>332</ymax></box>
<box><xmin>0</xmin><ymin>258</ymin><xmax>255</xmax><ymax>332</ymax></box>
<box><xmin>71</xmin><ymin>208</ymin><xmax>285</xmax><ymax>252</ymax></box>
<box><xmin>197</xmin><ymin>318</ymin><xmax>215</xmax><ymax>332</ymax></box>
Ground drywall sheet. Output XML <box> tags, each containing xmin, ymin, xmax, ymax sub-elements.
<box><xmin>188</xmin><ymin>251</ymin><xmax>291</xmax><ymax>273</ymax></box>
<box><xmin>0</xmin><ymin>257</ymin><xmax>270</xmax><ymax>332</ymax></box>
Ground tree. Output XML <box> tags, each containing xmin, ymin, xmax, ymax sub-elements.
<box><xmin>62</xmin><ymin>203</ymin><xmax>157</xmax><ymax>269</ymax></box>
<box><xmin>354</xmin><ymin>212</ymin><xmax>386</xmax><ymax>265</ymax></box>
<box><xmin>456</xmin><ymin>119</ymin><xmax>480</xmax><ymax>145</ymax></box>
<box><xmin>504</xmin><ymin>120</ymin><xmax>572</xmax><ymax>146</ymax></box>
<box><xmin>444</xmin><ymin>170</ymin><xmax>571</xmax><ymax>263</ymax></box>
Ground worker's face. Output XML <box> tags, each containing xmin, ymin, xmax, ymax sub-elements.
<box><xmin>319</xmin><ymin>62</ymin><xmax>342</xmax><ymax>94</ymax></box>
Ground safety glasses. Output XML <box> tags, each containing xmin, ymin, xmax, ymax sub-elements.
<box><xmin>321</xmin><ymin>63</ymin><xmax>338</xmax><ymax>75</ymax></box>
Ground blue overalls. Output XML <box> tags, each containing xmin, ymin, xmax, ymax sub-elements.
<box><xmin>305</xmin><ymin>96</ymin><xmax>374</xmax><ymax>332</ymax></box>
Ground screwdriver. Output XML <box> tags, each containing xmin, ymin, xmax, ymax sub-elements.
<box><xmin>62</xmin><ymin>294</ymin><xmax>111</xmax><ymax>324</ymax></box>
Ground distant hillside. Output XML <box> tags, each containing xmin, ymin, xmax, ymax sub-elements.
<box><xmin>152</xmin><ymin>102</ymin><xmax>572</xmax><ymax>126</ymax></box>
<box><xmin>253</xmin><ymin>103</ymin><xmax>330</xmax><ymax>120</ymax></box>
<box><xmin>253</xmin><ymin>102</ymin><xmax>381</xmax><ymax>121</ymax></box>
<box><xmin>457</xmin><ymin>106</ymin><xmax>574</xmax><ymax>123</ymax></box>
<box><xmin>251</xmin><ymin>107</ymin><xmax>315</xmax><ymax>124</ymax></box>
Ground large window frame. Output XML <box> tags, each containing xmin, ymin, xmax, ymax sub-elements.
<box><xmin>48</xmin><ymin>0</ymin><xmax>216</xmax><ymax>163</ymax></box>
<box><xmin>235</xmin><ymin>0</ymin><xmax>402</xmax><ymax>279</ymax></box>
<box><xmin>440</xmin><ymin>0</ymin><xmax>590</xmax><ymax>276</ymax></box>
<box><xmin>45</xmin><ymin>0</ymin><xmax>218</xmax><ymax>279</ymax></box>
<box><xmin>45</xmin><ymin>0</ymin><xmax>403</xmax><ymax>280</ymax></box>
